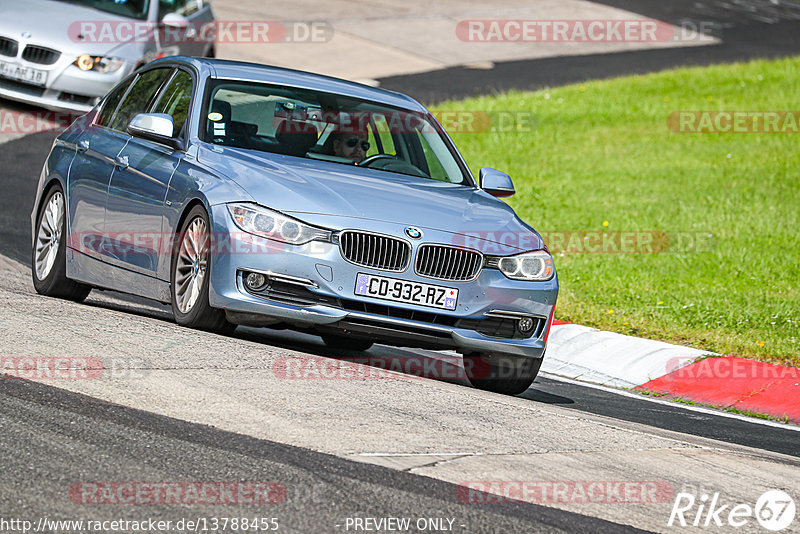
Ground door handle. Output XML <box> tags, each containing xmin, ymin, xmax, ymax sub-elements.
<box><xmin>115</xmin><ymin>154</ymin><xmax>129</xmax><ymax>170</ymax></box>
<box><xmin>77</xmin><ymin>139</ymin><xmax>89</xmax><ymax>154</ymax></box>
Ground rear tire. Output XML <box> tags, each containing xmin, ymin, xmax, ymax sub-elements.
<box><xmin>463</xmin><ymin>353</ymin><xmax>542</xmax><ymax>395</ymax></box>
<box><xmin>170</xmin><ymin>205</ymin><xmax>234</xmax><ymax>334</ymax></box>
<box><xmin>321</xmin><ymin>334</ymin><xmax>373</xmax><ymax>352</ymax></box>
<box><xmin>31</xmin><ymin>185</ymin><xmax>91</xmax><ymax>302</ymax></box>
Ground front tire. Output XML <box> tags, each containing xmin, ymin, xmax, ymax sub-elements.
<box><xmin>463</xmin><ymin>353</ymin><xmax>542</xmax><ymax>395</ymax></box>
<box><xmin>170</xmin><ymin>205</ymin><xmax>234</xmax><ymax>334</ymax></box>
<box><xmin>31</xmin><ymin>185</ymin><xmax>91</xmax><ymax>302</ymax></box>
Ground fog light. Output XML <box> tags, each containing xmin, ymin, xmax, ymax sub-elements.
<box><xmin>517</xmin><ymin>316</ymin><xmax>535</xmax><ymax>334</ymax></box>
<box><xmin>245</xmin><ymin>272</ymin><xmax>267</xmax><ymax>290</ymax></box>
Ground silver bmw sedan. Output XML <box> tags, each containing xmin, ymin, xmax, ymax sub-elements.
<box><xmin>30</xmin><ymin>56</ymin><xmax>558</xmax><ymax>395</ymax></box>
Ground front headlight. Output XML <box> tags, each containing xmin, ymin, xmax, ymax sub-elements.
<box><xmin>73</xmin><ymin>55</ymin><xmax>125</xmax><ymax>73</ymax></box>
<box><xmin>485</xmin><ymin>250</ymin><xmax>555</xmax><ymax>281</ymax></box>
<box><xmin>227</xmin><ymin>203</ymin><xmax>332</xmax><ymax>245</ymax></box>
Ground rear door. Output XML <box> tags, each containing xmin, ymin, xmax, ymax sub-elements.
<box><xmin>68</xmin><ymin>78</ymin><xmax>134</xmax><ymax>258</ymax></box>
<box><xmin>103</xmin><ymin>67</ymin><xmax>194</xmax><ymax>279</ymax></box>
<box><xmin>86</xmin><ymin>66</ymin><xmax>171</xmax><ymax>268</ymax></box>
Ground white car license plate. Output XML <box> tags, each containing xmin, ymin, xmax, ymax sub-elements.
<box><xmin>0</xmin><ymin>60</ymin><xmax>48</xmax><ymax>86</ymax></box>
<box><xmin>354</xmin><ymin>273</ymin><xmax>458</xmax><ymax>311</ymax></box>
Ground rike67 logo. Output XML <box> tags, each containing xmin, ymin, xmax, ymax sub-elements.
<box><xmin>669</xmin><ymin>490</ymin><xmax>796</xmax><ymax>531</ymax></box>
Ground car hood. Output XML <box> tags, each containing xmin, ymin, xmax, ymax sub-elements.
<box><xmin>0</xmin><ymin>0</ymin><xmax>138</xmax><ymax>56</ymax></box>
<box><xmin>199</xmin><ymin>145</ymin><xmax>543</xmax><ymax>253</ymax></box>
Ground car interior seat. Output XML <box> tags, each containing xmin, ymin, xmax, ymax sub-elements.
<box><xmin>207</xmin><ymin>100</ymin><xmax>258</xmax><ymax>149</ymax></box>
<box><xmin>275</xmin><ymin>119</ymin><xmax>319</xmax><ymax>157</ymax></box>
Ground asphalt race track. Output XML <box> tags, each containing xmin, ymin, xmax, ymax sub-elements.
<box><xmin>0</xmin><ymin>378</ymin><xmax>641</xmax><ymax>533</ymax></box>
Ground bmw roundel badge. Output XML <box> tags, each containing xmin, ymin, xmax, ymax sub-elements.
<box><xmin>405</xmin><ymin>227</ymin><xmax>422</xmax><ymax>239</ymax></box>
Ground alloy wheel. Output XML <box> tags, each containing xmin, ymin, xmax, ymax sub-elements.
<box><xmin>34</xmin><ymin>191</ymin><xmax>64</xmax><ymax>281</ymax></box>
<box><xmin>175</xmin><ymin>217</ymin><xmax>209</xmax><ymax>313</ymax></box>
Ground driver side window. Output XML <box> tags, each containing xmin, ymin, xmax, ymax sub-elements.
<box><xmin>152</xmin><ymin>70</ymin><xmax>193</xmax><ymax>137</ymax></box>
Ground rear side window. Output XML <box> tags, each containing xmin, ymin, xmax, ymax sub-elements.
<box><xmin>152</xmin><ymin>70</ymin><xmax>193</xmax><ymax>137</ymax></box>
<box><xmin>96</xmin><ymin>80</ymin><xmax>132</xmax><ymax>127</ymax></box>
<box><xmin>108</xmin><ymin>68</ymin><xmax>172</xmax><ymax>132</ymax></box>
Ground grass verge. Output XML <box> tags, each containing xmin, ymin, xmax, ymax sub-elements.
<box><xmin>440</xmin><ymin>56</ymin><xmax>799</xmax><ymax>367</ymax></box>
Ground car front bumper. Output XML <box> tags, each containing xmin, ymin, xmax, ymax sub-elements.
<box><xmin>207</xmin><ymin>204</ymin><xmax>558</xmax><ymax>359</ymax></box>
<box><xmin>0</xmin><ymin>58</ymin><xmax>133</xmax><ymax>113</ymax></box>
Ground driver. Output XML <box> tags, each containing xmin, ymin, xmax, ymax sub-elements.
<box><xmin>331</xmin><ymin>127</ymin><xmax>370</xmax><ymax>163</ymax></box>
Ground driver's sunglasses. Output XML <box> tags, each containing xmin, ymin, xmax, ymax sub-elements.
<box><xmin>345</xmin><ymin>137</ymin><xmax>370</xmax><ymax>151</ymax></box>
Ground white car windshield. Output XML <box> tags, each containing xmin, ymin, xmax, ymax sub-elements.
<box><xmin>203</xmin><ymin>80</ymin><xmax>470</xmax><ymax>185</ymax></box>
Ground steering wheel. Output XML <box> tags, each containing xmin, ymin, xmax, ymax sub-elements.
<box><xmin>358</xmin><ymin>154</ymin><xmax>428</xmax><ymax>178</ymax></box>
<box><xmin>357</xmin><ymin>154</ymin><xmax>399</xmax><ymax>167</ymax></box>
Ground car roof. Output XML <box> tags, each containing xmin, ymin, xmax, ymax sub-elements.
<box><xmin>150</xmin><ymin>56</ymin><xmax>428</xmax><ymax>113</ymax></box>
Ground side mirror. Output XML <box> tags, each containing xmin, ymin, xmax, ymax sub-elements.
<box><xmin>127</xmin><ymin>113</ymin><xmax>183</xmax><ymax>150</ymax></box>
<box><xmin>161</xmin><ymin>12</ymin><xmax>190</xmax><ymax>28</ymax></box>
<box><xmin>480</xmin><ymin>167</ymin><xmax>515</xmax><ymax>198</ymax></box>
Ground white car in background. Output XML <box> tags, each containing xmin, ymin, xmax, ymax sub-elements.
<box><xmin>0</xmin><ymin>0</ymin><xmax>215</xmax><ymax>112</ymax></box>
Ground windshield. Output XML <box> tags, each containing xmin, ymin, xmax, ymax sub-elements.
<box><xmin>203</xmin><ymin>80</ymin><xmax>471</xmax><ymax>185</ymax></box>
<box><xmin>53</xmin><ymin>0</ymin><xmax>150</xmax><ymax>20</ymax></box>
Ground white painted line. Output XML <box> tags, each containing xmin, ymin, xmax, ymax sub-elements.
<box><xmin>540</xmin><ymin>372</ymin><xmax>800</xmax><ymax>432</ymax></box>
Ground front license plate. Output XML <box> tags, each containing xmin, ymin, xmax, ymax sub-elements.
<box><xmin>0</xmin><ymin>60</ymin><xmax>48</xmax><ymax>86</ymax></box>
<box><xmin>354</xmin><ymin>273</ymin><xmax>458</xmax><ymax>311</ymax></box>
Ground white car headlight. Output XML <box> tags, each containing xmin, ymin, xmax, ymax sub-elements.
<box><xmin>486</xmin><ymin>250</ymin><xmax>555</xmax><ymax>281</ymax></box>
<box><xmin>73</xmin><ymin>55</ymin><xmax>125</xmax><ymax>73</ymax></box>
<box><xmin>227</xmin><ymin>203</ymin><xmax>332</xmax><ymax>245</ymax></box>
